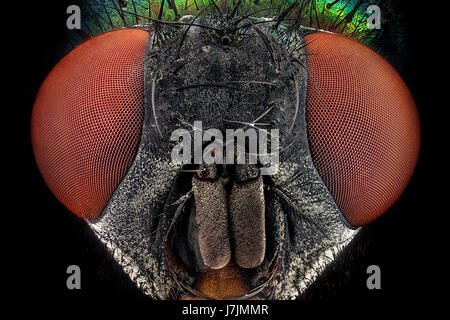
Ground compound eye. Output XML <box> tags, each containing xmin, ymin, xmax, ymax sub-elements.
<box><xmin>31</xmin><ymin>29</ymin><xmax>149</xmax><ymax>221</ymax></box>
<box><xmin>304</xmin><ymin>32</ymin><xmax>420</xmax><ymax>227</ymax></box>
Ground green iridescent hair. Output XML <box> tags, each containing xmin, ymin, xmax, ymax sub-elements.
<box><xmin>69</xmin><ymin>0</ymin><xmax>407</xmax><ymax>58</ymax></box>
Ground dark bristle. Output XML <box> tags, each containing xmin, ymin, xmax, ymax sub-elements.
<box><xmin>158</xmin><ymin>0</ymin><xmax>165</xmax><ymax>20</ymax></box>
<box><xmin>104</xmin><ymin>5</ymin><xmax>151</xmax><ymax>24</ymax></box>
<box><xmin>228</xmin><ymin>0</ymin><xmax>242</xmax><ymax>19</ymax></box>
<box><xmin>168</xmin><ymin>0</ymin><xmax>180</xmax><ymax>18</ymax></box>
<box><xmin>88</xmin><ymin>6</ymin><xmax>105</xmax><ymax>32</ymax></box>
<box><xmin>99</xmin><ymin>0</ymin><xmax>114</xmax><ymax>28</ymax></box>
<box><xmin>330</xmin><ymin>0</ymin><xmax>350</xmax><ymax>29</ymax></box>
<box><xmin>312</xmin><ymin>0</ymin><xmax>320</xmax><ymax>29</ymax></box>
<box><xmin>131</xmin><ymin>0</ymin><xmax>139</xmax><ymax>24</ymax></box>
<box><xmin>294</xmin><ymin>0</ymin><xmax>312</xmax><ymax>27</ymax></box>
<box><xmin>111</xmin><ymin>0</ymin><xmax>129</xmax><ymax>27</ymax></box>
<box><xmin>210</xmin><ymin>0</ymin><xmax>224</xmax><ymax>18</ymax></box>
<box><xmin>244</xmin><ymin>18</ymin><xmax>275</xmax><ymax>64</ymax></box>
<box><xmin>327</xmin><ymin>0</ymin><xmax>341</xmax><ymax>10</ymax></box>
<box><xmin>350</xmin><ymin>12</ymin><xmax>368</xmax><ymax>36</ymax></box>
<box><xmin>176</xmin><ymin>2</ymin><xmax>216</xmax><ymax>56</ymax></box>
<box><xmin>118</xmin><ymin>0</ymin><xmax>127</xmax><ymax>8</ymax></box>
<box><xmin>232</xmin><ymin>7</ymin><xmax>275</xmax><ymax>27</ymax></box>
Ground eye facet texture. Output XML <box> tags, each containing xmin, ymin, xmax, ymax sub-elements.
<box><xmin>305</xmin><ymin>32</ymin><xmax>420</xmax><ymax>227</ymax></box>
<box><xmin>31</xmin><ymin>29</ymin><xmax>148</xmax><ymax>220</ymax></box>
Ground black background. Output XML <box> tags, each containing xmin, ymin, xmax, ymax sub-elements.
<box><xmin>8</xmin><ymin>0</ymin><xmax>438</xmax><ymax>311</ymax></box>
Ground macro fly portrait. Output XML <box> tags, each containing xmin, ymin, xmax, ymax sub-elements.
<box><xmin>30</xmin><ymin>0</ymin><xmax>420</xmax><ymax>300</ymax></box>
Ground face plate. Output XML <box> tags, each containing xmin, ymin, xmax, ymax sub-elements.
<box><xmin>89</xmin><ymin>18</ymin><xmax>358</xmax><ymax>300</ymax></box>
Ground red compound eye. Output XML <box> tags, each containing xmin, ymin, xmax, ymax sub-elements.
<box><xmin>31</xmin><ymin>29</ymin><xmax>149</xmax><ymax>221</ymax></box>
<box><xmin>304</xmin><ymin>32</ymin><xmax>420</xmax><ymax>227</ymax></box>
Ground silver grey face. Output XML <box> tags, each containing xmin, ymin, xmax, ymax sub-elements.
<box><xmin>89</xmin><ymin>16</ymin><xmax>358</xmax><ymax>300</ymax></box>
